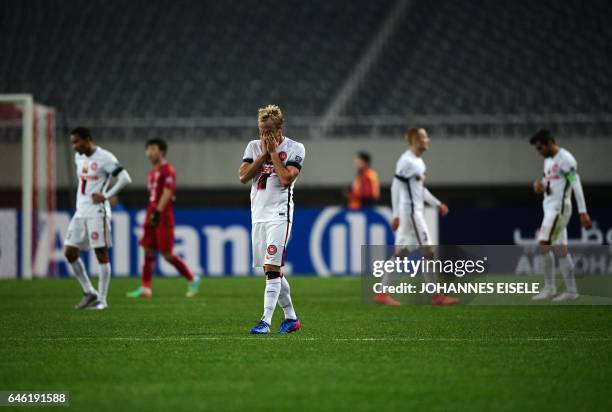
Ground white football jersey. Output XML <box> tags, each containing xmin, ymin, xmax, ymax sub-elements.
<box><xmin>393</xmin><ymin>149</ymin><xmax>427</xmax><ymax>215</ymax></box>
<box><xmin>73</xmin><ymin>147</ymin><xmax>123</xmax><ymax>218</ymax></box>
<box><xmin>242</xmin><ymin>136</ymin><xmax>305</xmax><ymax>223</ymax></box>
<box><xmin>542</xmin><ymin>147</ymin><xmax>577</xmax><ymax>214</ymax></box>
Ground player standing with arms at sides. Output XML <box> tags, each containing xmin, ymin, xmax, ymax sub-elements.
<box><xmin>530</xmin><ymin>129</ymin><xmax>591</xmax><ymax>301</ymax></box>
<box><xmin>127</xmin><ymin>139</ymin><xmax>201</xmax><ymax>298</ymax></box>
<box><xmin>239</xmin><ymin>105</ymin><xmax>305</xmax><ymax>334</ymax></box>
<box><xmin>376</xmin><ymin>127</ymin><xmax>458</xmax><ymax>306</ymax></box>
<box><xmin>64</xmin><ymin>127</ymin><xmax>132</xmax><ymax>310</ymax></box>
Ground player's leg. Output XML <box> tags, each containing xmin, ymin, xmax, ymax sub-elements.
<box><xmin>274</xmin><ymin>222</ymin><xmax>300</xmax><ymax>333</ymax></box>
<box><xmin>129</xmin><ymin>222</ymin><xmax>157</xmax><ymax>297</ymax></box>
<box><xmin>533</xmin><ymin>212</ymin><xmax>559</xmax><ymax>300</ymax></box>
<box><xmin>64</xmin><ymin>217</ymin><xmax>98</xmax><ymax>309</ymax></box>
<box><xmin>156</xmin><ymin>224</ymin><xmax>201</xmax><ymax>297</ymax></box>
<box><xmin>127</xmin><ymin>247</ymin><xmax>155</xmax><ymax>298</ymax></box>
<box><xmin>249</xmin><ymin>223</ymin><xmax>271</xmax><ymax>333</ymax></box>
<box><xmin>88</xmin><ymin>217</ymin><xmax>112</xmax><ymax>309</ymax></box>
<box><xmin>551</xmin><ymin>214</ymin><xmax>578</xmax><ymax>301</ymax></box>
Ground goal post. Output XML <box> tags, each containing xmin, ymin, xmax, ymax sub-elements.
<box><xmin>0</xmin><ymin>94</ymin><xmax>56</xmax><ymax>279</ymax></box>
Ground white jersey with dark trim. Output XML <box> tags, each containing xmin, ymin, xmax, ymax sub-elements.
<box><xmin>74</xmin><ymin>147</ymin><xmax>122</xmax><ymax>218</ymax></box>
<box><xmin>394</xmin><ymin>149</ymin><xmax>426</xmax><ymax>215</ymax></box>
<box><xmin>542</xmin><ymin>148</ymin><xmax>577</xmax><ymax>214</ymax></box>
<box><xmin>242</xmin><ymin>136</ymin><xmax>305</xmax><ymax>223</ymax></box>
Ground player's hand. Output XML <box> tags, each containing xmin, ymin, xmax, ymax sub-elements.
<box><xmin>579</xmin><ymin>212</ymin><xmax>592</xmax><ymax>229</ymax></box>
<box><xmin>91</xmin><ymin>193</ymin><xmax>106</xmax><ymax>204</ymax></box>
<box><xmin>259</xmin><ymin>132</ymin><xmax>269</xmax><ymax>155</ymax></box>
<box><xmin>391</xmin><ymin>217</ymin><xmax>400</xmax><ymax>231</ymax></box>
<box><xmin>149</xmin><ymin>210</ymin><xmax>161</xmax><ymax>228</ymax></box>
<box><xmin>265</xmin><ymin>132</ymin><xmax>277</xmax><ymax>153</ymax></box>
<box><xmin>437</xmin><ymin>203</ymin><xmax>449</xmax><ymax>216</ymax></box>
<box><xmin>533</xmin><ymin>180</ymin><xmax>544</xmax><ymax>194</ymax></box>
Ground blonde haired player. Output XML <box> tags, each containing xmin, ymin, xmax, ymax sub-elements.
<box><xmin>239</xmin><ymin>105</ymin><xmax>305</xmax><ymax>334</ymax></box>
<box><xmin>376</xmin><ymin>127</ymin><xmax>458</xmax><ymax>306</ymax></box>
<box><xmin>64</xmin><ymin>127</ymin><xmax>132</xmax><ymax>310</ymax></box>
<box><xmin>530</xmin><ymin>129</ymin><xmax>591</xmax><ymax>301</ymax></box>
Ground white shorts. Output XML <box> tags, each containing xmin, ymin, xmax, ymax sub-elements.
<box><xmin>64</xmin><ymin>216</ymin><xmax>112</xmax><ymax>250</ymax></box>
<box><xmin>395</xmin><ymin>212</ymin><xmax>431</xmax><ymax>250</ymax></box>
<box><xmin>537</xmin><ymin>210</ymin><xmax>570</xmax><ymax>245</ymax></box>
<box><xmin>252</xmin><ymin>220</ymin><xmax>292</xmax><ymax>268</ymax></box>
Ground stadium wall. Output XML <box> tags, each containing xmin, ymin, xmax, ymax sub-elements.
<box><xmin>1</xmin><ymin>137</ymin><xmax>611</xmax><ymax>190</ymax></box>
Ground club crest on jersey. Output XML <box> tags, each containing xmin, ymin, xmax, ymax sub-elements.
<box><xmin>279</xmin><ymin>151</ymin><xmax>287</xmax><ymax>161</ymax></box>
<box><xmin>267</xmin><ymin>245</ymin><xmax>278</xmax><ymax>255</ymax></box>
<box><xmin>91</xmin><ymin>232</ymin><xmax>99</xmax><ymax>240</ymax></box>
<box><xmin>91</xmin><ymin>162</ymin><xmax>98</xmax><ymax>171</ymax></box>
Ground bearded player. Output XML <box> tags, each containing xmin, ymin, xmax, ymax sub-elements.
<box><xmin>127</xmin><ymin>138</ymin><xmax>201</xmax><ymax>298</ymax></box>
<box><xmin>376</xmin><ymin>127</ymin><xmax>458</xmax><ymax>306</ymax></box>
<box><xmin>64</xmin><ymin>127</ymin><xmax>132</xmax><ymax>310</ymax></box>
<box><xmin>239</xmin><ymin>105</ymin><xmax>305</xmax><ymax>334</ymax></box>
<box><xmin>530</xmin><ymin>129</ymin><xmax>591</xmax><ymax>301</ymax></box>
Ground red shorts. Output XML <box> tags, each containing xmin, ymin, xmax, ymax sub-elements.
<box><xmin>139</xmin><ymin>224</ymin><xmax>175</xmax><ymax>253</ymax></box>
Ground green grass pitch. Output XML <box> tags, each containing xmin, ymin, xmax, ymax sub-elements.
<box><xmin>1</xmin><ymin>277</ymin><xmax>610</xmax><ymax>411</ymax></box>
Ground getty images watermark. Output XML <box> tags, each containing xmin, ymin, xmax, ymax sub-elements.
<box><xmin>361</xmin><ymin>245</ymin><xmax>612</xmax><ymax>305</ymax></box>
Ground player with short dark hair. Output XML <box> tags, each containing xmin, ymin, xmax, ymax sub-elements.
<box><xmin>529</xmin><ymin>129</ymin><xmax>591</xmax><ymax>301</ymax></box>
<box><xmin>127</xmin><ymin>138</ymin><xmax>201</xmax><ymax>298</ymax></box>
<box><xmin>64</xmin><ymin>127</ymin><xmax>132</xmax><ymax>310</ymax></box>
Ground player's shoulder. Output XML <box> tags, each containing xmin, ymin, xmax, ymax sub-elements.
<box><xmin>96</xmin><ymin>146</ymin><xmax>118</xmax><ymax>162</ymax></box>
<box><xmin>559</xmin><ymin>147</ymin><xmax>577</xmax><ymax>166</ymax></box>
<box><xmin>284</xmin><ymin>136</ymin><xmax>305</xmax><ymax>152</ymax></box>
<box><xmin>161</xmin><ymin>160</ymin><xmax>175</xmax><ymax>174</ymax></box>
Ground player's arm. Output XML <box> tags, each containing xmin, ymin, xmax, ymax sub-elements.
<box><xmin>269</xmin><ymin>151</ymin><xmax>300</xmax><ymax>186</ymax></box>
<box><xmin>268</xmin><ymin>135</ymin><xmax>304</xmax><ymax>187</ymax></box>
<box><xmin>424</xmin><ymin>187</ymin><xmax>449</xmax><ymax>216</ymax></box>
<box><xmin>92</xmin><ymin>167</ymin><xmax>132</xmax><ymax>203</ymax></box>
<box><xmin>390</xmin><ymin>178</ymin><xmax>402</xmax><ymax>231</ymax></box>
<box><xmin>149</xmin><ymin>186</ymin><xmax>173</xmax><ymax>227</ymax></box>
<box><xmin>239</xmin><ymin>153</ymin><xmax>267</xmax><ymax>184</ymax></box>
<box><xmin>566</xmin><ymin>170</ymin><xmax>591</xmax><ymax>228</ymax></box>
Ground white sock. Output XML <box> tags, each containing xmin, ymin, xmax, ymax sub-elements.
<box><xmin>98</xmin><ymin>263</ymin><xmax>111</xmax><ymax>304</ymax></box>
<box><xmin>262</xmin><ymin>277</ymin><xmax>281</xmax><ymax>325</ymax></box>
<box><xmin>278</xmin><ymin>276</ymin><xmax>297</xmax><ymax>320</ymax></box>
<box><xmin>558</xmin><ymin>255</ymin><xmax>577</xmax><ymax>294</ymax></box>
<box><xmin>541</xmin><ymin>252</ymin><xmax>555</xmax><ymax>291</ymax></box>
<box><xmin>69</xmin><ymin>258</ymin><xmax>95</xmax><ymax>294</ymax></box>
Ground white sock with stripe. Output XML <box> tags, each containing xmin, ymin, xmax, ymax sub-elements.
<box><xmin>98</xmin><ymin>263</ymin><xmax>111</xmax><ymax>304</ymax></box>
<box><xmin>70</xmin><ymin>258</ymin><xmax>95</xmax><ymax>294</ymax></box>
<box><xmin>262</xmin><ymin>277</ymin><xmax>281</xmax><ymax>325</ymax></box>
<box><xmin>278</xmin><ymin>276</ymin><xmax>297</xmax><ymax>320</ymax></box>
<box><xmin>558</xmin><ymin>255</ymin><xmax>577</xmax><ymax>294</ymax></box>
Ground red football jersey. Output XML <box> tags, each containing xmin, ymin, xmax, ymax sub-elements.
<box><xmin>146</xmin><ymin>160</ymin><xmax>176</xmax><ymax>226</ymax></box>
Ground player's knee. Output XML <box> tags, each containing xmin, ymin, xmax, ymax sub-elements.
<box><xmin>94</xmin><ymin>248</ymin><xmax>109</xmax><ymax>264</ymax></box>
<box><xmin>265</xmin><ymin>270</ymin><xmax>281</xmax><ymax>280</ymax></box>
<box><xmin>538</xmin><ymin>241</ymin><xmax>551</xmax><ymax>254</ymax></box>
<box><xmin>162</xmin><ymin>252</ymin><xmax>174</xmax><ymax>262</ymax></box>
<box><xmin>145</xmin><ymin>248</ymin><xmax>156</xmax><ymax>258</ymax></box>
<box><xmin>553</xmin><ymin>245</ymin><xmax>568</xmax><ymax>257</ymax></box>
<box><xmin>64</xmin><ymin>248</ymin><xmax>78</xmax><ymax>263</ymax></box>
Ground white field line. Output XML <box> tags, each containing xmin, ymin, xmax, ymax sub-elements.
<box><xmin>1</xmin><ymin>336</ymin><xmax>610</xmax><ymax>343</ymax></box>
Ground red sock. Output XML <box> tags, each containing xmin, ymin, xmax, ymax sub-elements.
<box><xmin>170</xmin><ymin>255</ymin><xmax>194</xmax><ymax>282</ymax></box>
<box><xmin>142</xmin><ymin>255</ymin><xmax>155</xmax><ymax>288</ymax></box>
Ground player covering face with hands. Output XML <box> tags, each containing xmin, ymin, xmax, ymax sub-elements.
<box><xmin>239</xmin><ymin>105</ymin><xmax>305</xmax><ymax>334</ymax></box>
<box><xmin>64</xmin><ymin>127</ymin><xmax>132</xmax><ymax>310</ymax></box>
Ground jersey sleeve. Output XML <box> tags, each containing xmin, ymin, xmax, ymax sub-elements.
<box><xmin>162</xmin><ymin>166</ymin><xmax>176</xmax><ymax>192</ymax></box>
<box><xmin>395</xmin><ymin>157</ymin><xmax>416</xmax><ymax>179</ymax></box>
<box><xmin>242</xmin><ymin>141</ymin><xmax>255</xmax><ymax>163</ymax></box>
<box><xmin>286</xmin><ymin>143</ymin><xmax>305</xmax><ymax>170</ymax></box>
<box><xmin>560</xmin><ymin>153</ymin><xmax>578</xmax><ymax>181</ymax></box>
<box><xmin>102</xmin><ymin>152</ymin><xmax>124</xmax><ymax>176</ymax></box>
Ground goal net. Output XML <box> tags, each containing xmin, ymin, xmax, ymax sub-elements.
<box><xmin>0</xmin><ymin>95</ymin><xmax>57</xmax><ymax>279</ymax></box>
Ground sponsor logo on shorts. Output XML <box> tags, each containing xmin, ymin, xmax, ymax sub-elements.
<box><xmin>267</xmin><ymin>245</ymin><xmax>277</xmax><ymax>255</ymax></box>
<box><xmin>91</xmin><ymin>232</ymin><xmax>99</xmax><ymax>240</ymax></box>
